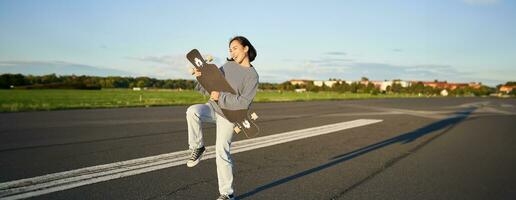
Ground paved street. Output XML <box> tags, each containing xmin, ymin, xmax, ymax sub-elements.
<box><xmin>1</xmin><ymin>97</ymin><xmax>515</xmax><ymax>200</ymax></box>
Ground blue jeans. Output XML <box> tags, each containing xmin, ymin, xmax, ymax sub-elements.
<box><xmin>186</xmin><ymin>103</ymin><xmax>235</xmax><ymax>195</ymax></box>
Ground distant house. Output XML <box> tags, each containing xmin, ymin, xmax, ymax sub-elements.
<box><xmin>422</xmin><ymin>81</ymin><xmax>447</xmax><ymax>88</ymax></box>
<box><xmin>370</xmin><ymin>81</ymin><xmax>383</xmax><ymax>88</ymax></box>
<box><xmin>380</xmin><ymin>81</ymin><xmax>392</xmax><ymax>91</ymax></box>
<box><xmin>323</xmin><ymin>80</ymin><xmax>339</xmax><ymax>87</ymax></box>
<box><xmin>313</xmin><ymin>80</ymin><xmax>324</xmax><ymax>87</ymax></box>
<box><xmin>359</xmin><ymin>80</ymin><xmax>383</xmax><ymax>87</ymax></box>
<box><xmin>132</xmin><ymin>87</ymin><xmax>148</xmax><ymax>91</ymax></box>
<box><xmin>379</xmin><ymin>80</ymin><xmax>410</xmax><ymax>91</ymax></box>
<box><xmin>500</xmin><ymin>85</ymin><xmax>516</xmax><ymax>94</ymax></box>
<box><xmin>468</xmin><ymin>82</ymin><xmax>482</xmax><ymax>89</ymax></box>
<box><xmin>313</xmin><ymin>80</ymin><xmax>355</xmax><ymax>88</ymax></box>
<box><xmin>289</xmin><ymin>79</ymin><xmax>484</xmax><ymax>92</ymax></box>
<box><xmin>395</xmin><ymin>80</ymin><xmax>411</xmax><ymax>88</ymax></box>
<box><xmin>289</xmin><ymin>79</ymin><xmax>311</xmax><ymax>86</ymax></box>
<box><xmin>325</xmin><ymin>80</ymin><xmax>339</xmax><ymax>87</ymax></box>
<box><xmin>421</xmin><ymin>81</ymin><xmax>470</xmax><ymax>90</ymax></box>
<box><xmin>294</xmin><ymin>88</ymin><xmax>307</xmax><ymax>93</ymax></box>
<box><xmin>440</xmin><ymin>89</ymin><xmax>449</xmax><ymax>96</ymax></box>
<box><xmin>447</xmin><ymin>83</ymin><xmax>469</xmax><ymax>90</ymax></box>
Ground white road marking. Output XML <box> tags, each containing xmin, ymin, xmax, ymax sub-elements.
<box><xmin>0</xmin><ymin>119</ymin><xmax>382</xmax><ymax>200</ymax></box>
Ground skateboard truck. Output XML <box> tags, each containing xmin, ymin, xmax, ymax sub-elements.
<box><xmin>233</xmin><ymin>112</ymin><xmax>258</xmax><ymax>134</ymax></box>
<box><xmin>188</xmin><ymin>55</ymin><xmax>213</xmax><ymax>75</ymax></box>
<box><xmin>206</xmin><ymin>55</ymin><xmax>213</xmax><ymax>62</ymax></box>
<box><xmin>234</xmin><ymin>126</ymin><xmax>241</xmax><ymax>134</ymax></box>
<box><xmin>250</xmin><ymin>112</ymin><xmax>258</xmax><ymax>120</ymax></box>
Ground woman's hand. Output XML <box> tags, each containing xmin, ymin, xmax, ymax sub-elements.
<box><xmin>189</xmin><ymin>67</ymin><xmax>202</xmax><ymax>77</ymax></box>
<box><xmin>210</xmin><ymin>91</ymin><xmax>220</xmax><ymax>101</ymax></box>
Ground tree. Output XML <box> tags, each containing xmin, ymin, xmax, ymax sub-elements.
<box><xmin>350</xmin><ymin>82</ymin><xmax>358</xmax><ymax>93</ymax></box>
<box><xmin>504</xmin><ymin>81</ymin><xmax>516</xmax><ymax>86</ymax></box>
<box><xmin>411</xmin><ymin>82</ymin><xmax>425</xmax><ymax>94</ymax></box>
<box><xmin>364</xmin><ymin>82</ymin><xmax>375</xmax><ymax>93</ymax></box>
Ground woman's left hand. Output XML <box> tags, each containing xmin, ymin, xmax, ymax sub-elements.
<box><xmin>210</xmin><ymin>91</ymin><xmax>220</xmax><ymax>101</ymax></box>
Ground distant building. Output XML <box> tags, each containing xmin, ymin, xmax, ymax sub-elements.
<box><xmin>379</xmin><ymin>80</ymin><xmax>411</xmax><ymax>91</ymax></box>
<box><xmin>290</xmin><ymin>79</ymin><xmax>484</xmax><ymax>92</ymax></box>
<box><xmin>370</xmin><ymin>81</ymin><xmax>383</xmax><ymax>88</ymax></box>
<box><xmin>395</xmin><ymin>80</ymin><xmax>411</xmax><ymax>88</ymax></box>
<box><xmin>380</xmin><ymin>81</ymin><xmax>392</xmax><ymax>91</ymax></box>
<box><xmin>421</xmin><ymin>81</ymin><xmax>470</xmax><ymax>90</ymax></box>
<box><xmin>289</xmin><ymin>79</ymin><xmax>311</xmax><ymax>86</ymax></box>
<box><xmin>313</xmin><ymin>80</ymin><xmax>324</xmax><ymax>87</ymax></box>
<box><xmin>132</xmin><ymin>87</ymin><xmax>147</xmax><ymax>91</ymax></box>
<box><xmin>324</xmin><ymin>81</ymin><xmax>339</xmax><ymax>87</ymax></box>
<box><xmin>468</xmin><ymin>82</ymin><xmax>482</xmax><ymax>89</ymax></box>
<box><xmin>294</xmin><ymin>88</ymin><xmax>307</xmax><ymax>93</ymax></box>
<box><xmin>422</xmin><ymin>81</ymin><xmax>447</xmax><ymax>88</ymax></box>
<box><xmin>313</xmin><ymin>80</ymin><xmax>351</xmax><ymax>88</ymax></box>
<box><xmin>440</xmin><ymin>89</ymin><xmax>449</xmax><ymax>96</ymax></box>
<box><xmin>500</xmin><ymin>85</ymin><xmax>516</xmax><ymax>94</ymax></box>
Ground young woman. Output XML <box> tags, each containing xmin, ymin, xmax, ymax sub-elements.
<box><xmin>186</xmin><ymin>36</ymin><xmax>258</xmax><ymax>200</ymax></box>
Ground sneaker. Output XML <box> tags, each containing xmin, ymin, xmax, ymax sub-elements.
<box><xmin>186</xmin><ymin>146</ymin><xmax>205</xmax><ymax>167</ymax></box>
<box><xmin>216</xmin><ymin>194</ymin><xmax>234</xmax><ymax>200</ymax></box>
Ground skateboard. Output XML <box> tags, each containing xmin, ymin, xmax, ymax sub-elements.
<box><xmin>186</xmin><ymin>49</ymin><xmax>259</xmax><ymax>138</ymax></box>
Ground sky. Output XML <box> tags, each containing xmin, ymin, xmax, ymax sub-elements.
<box><xmin>0</xmin><ymin>0</ymin><xmax>515</xmax><ymax>86</ymax></box>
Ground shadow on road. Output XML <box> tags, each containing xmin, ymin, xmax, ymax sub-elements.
<box><xmin>237</xmin><ymin>107</ymin><xmax>477</xmax><ymax>199</ymax></box>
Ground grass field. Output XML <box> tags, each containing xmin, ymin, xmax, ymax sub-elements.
<box><xmin>0</xmin><ymin>89</ymin><xmax>425</xmax><ymax>112</ymax></box>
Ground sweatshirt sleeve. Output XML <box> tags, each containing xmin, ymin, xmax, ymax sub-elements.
<box><xmin>195</xmin><ymin>81</ymin><xmax>209</xmax><ymax>96</ymax></box>
<box><xmin>218</xmin><ymin>73</ymin><xmax>258</xmax><ymax>110</ymax></box>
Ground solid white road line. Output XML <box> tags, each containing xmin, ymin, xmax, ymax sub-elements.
<box><xmin>0</xmin><ymin>119</ymin><xmax>382</xmax><ymax>200</ymax></box>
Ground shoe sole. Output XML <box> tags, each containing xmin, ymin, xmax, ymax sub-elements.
<box><xmin>186</xmin><ymin>153</ymin><xmax>203</xmax><ymax>167</ymax></box>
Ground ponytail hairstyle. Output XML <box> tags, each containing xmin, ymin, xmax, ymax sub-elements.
<box><xmin>227</xmin><ymin>36</ymin><xmax>257</xmax><ymax>62</ymax></box>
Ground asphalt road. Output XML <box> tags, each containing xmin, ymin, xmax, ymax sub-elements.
<box><xmin>1</xmin><ymin>97</ymin><xmax>515</xmax><ymax>200</ymax></box>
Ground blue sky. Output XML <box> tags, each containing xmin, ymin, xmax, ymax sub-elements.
<box><xmin>0</xmin><ymin>0</ymin><xmax>515</xmax><ymax>86</ymax></box>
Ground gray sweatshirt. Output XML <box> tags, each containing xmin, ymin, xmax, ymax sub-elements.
<box><xmin>195</xmin><ymin>61</ymin><xmax>259</xmax><ymax>117</ymax></box>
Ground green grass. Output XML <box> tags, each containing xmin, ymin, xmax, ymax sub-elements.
<box><xmin>0</xmin><ymin>89</ymin><xmax>424</xmax><ymax>112</ymax></box>
<box><xmin>255</xmin><ymin>91</ymin><xmax>422</xmax><ymax>102</ymax></box>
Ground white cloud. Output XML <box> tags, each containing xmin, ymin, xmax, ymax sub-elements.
<box><xmin>462</xmin><ymin>0</ymin><xmax>500</xmax><ymax>5</ymax></box>
<box><xmin>0</xmin><ymin>60</ymin><xmax>132</xmax><ymax>77</ymax></box>
<box><xmin>325</xmin><ymin>51</ymin><xmax>347</xmax><ymax>56</ymax></box>
<box><xmin>129</xmin><ymin>54</ymin><xmax>226</xmax><ymax>79</ymax></box>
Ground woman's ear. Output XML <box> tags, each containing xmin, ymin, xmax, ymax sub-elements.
<box><xmin>244</xmin><ymin>45</ymin><xmax>249</xmax><ymax>53</ymax></box>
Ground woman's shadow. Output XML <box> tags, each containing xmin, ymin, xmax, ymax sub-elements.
<box><xmin>237</xmin><ymin>107</ymin><xmax>477</xmax><ymax>199</ymax></box>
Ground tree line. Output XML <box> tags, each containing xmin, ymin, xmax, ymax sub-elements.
<box><xmin>0</xmin><ymin>73</ymin><xmax>506</xmax><ymax>96</ymax></box>
<box><xmin>0</xmin><ymin>73</ymin><xmax>196</xmax><ymax>90</ymax></box>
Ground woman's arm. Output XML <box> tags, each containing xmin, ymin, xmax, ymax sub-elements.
<box><xmin>218</xmin><ymin>73</ymin><xmax>258</xmax><ymax>110</ymax></box>
<box><xmin>195</xmin><ymin>82</ymin><xmax>210</xmax><ymax>96</ymax></box>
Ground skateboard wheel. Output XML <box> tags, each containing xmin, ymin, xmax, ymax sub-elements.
<box><xmin>251</xmin><ymin>112</ymin><xmax>258</xmax><ymax>120</ymax></box>
<box><xmin>234</xmin><ymin>127</ymin><xmax>241</xmax><ymax>134</ymax></box>
<box><xmin>206</xmin><ymin>55</ymin><xmax>213</xmax><ymax>62</ymax></box>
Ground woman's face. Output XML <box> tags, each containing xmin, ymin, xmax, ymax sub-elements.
<box><xmin>229</xmin><ymin>40</ymin><xmax>249</xmax><ymax>64</ymax></box>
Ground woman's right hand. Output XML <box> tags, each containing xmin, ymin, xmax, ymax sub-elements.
<box><xmin>189</xmin><ymin>67</ymin><xmax>202</xmax><ymax>77</ymax></box>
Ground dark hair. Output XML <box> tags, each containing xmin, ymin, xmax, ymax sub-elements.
<box><xmin>227</xmin><ymin>36</ymin><xmax>257</xmax><ymax>62</ymax></box>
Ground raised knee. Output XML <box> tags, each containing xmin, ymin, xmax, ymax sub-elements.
<box><xmin>186</xmin><ymin>105</ymin><xmax>198</xmax><ymax>117</ymax></box>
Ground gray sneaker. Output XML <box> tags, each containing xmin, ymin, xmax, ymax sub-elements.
<box><xmin>216</xmin><ymin>194</ymin><xmax>234</xmax><ymax>200</ymax></box>
<box><xmin>186</xmin><ymin>146</ymin><xmax>205</xmax><ymax>167</ymax></box>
